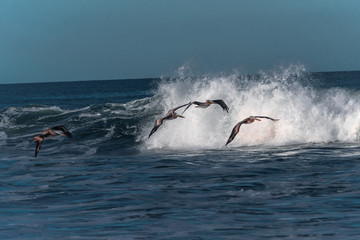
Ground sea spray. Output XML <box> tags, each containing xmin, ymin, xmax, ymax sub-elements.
<box><xmin>142</xmin><ymin>66</ymin><xmax>360</xmax><ymax>149</ymax></box>
<box><xmin>0</xmin><ymin>70</ymin><xmax>358</xmax><ymax>154</ymax></box>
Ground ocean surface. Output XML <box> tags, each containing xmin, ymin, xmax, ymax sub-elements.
<box><xmin>0</xmin><ymin>67</ymin><xmax>360</xmax><ymax>239</ymax></box>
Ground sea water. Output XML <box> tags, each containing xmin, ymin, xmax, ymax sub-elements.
<box><xmin>0</xmin><ymin>66</ymin><xmax>359</xmax><ymax>239</ymax></box>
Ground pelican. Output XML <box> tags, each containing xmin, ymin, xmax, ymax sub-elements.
<box><xmin>148</xmin><ymin>103</ymin><xmax>189</xmax><ymax>138</ymax></box>
<box><xmin>33</xmin><ymin>125</ymin><xmax>73</xmax><ymax>157</ymax></box>
<box><xmin>181</xmin><ymin>99</ymin><xmax>229</xmax><ymax>114</ymax></box>
<box><xmin>225</xmin><ymin>116</ymin><xmax>279</xmax><ymax>146</ymax></box>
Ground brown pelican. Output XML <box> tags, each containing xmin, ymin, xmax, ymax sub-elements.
<box><xmin>149</xmin><ymin>103</ymin><xmax>189</xmax><ymax>138</ymax></box>
<box><xmin>33</xmin><ymin>125</ymin><xmax>73</xmax><ymax>157</ymax></box>
<box><xmin>182</xmin><ymin>99</ymin><xmax>229</xmax><ymax>114</ymax></box>
<box><xmin>225</xmin><ymin>116</ymin><xmax>279</xmax><ymax>146</ymax></box>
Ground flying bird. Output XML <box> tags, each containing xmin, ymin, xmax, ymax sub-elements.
<box><xmin>148</xmin><ymin>103</ymin><xmax>189</xmax><ymax>138</ymax></box>
<box><xmin>33</xmin><ymin>125</ymin><xmax>73</xmax><ymax>157</ymax></box>
<box><xmin>225</xmin><ymin>116</ymin><xmax>279</xmax><ymax>146</ymax></box>
<box><xmin>181</xmin><ymin>99</ymin><xmax>229</xmax><ymax>114</ymax></box>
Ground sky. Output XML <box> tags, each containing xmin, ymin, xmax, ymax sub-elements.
<box><xmin>1</xmin><ymin>0</ymin><xmax>360</xmax><ymax>84</ymax></box>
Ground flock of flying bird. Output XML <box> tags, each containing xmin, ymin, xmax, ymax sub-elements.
<box><xmin>33</xmin><ymin>99</ymin><xmax>279</xmax><ymax>157</ymax></box>
<box><xmin>148</xmin><ymin>99</ymin><xmax>279</xmax><ymax>145</ymax></box>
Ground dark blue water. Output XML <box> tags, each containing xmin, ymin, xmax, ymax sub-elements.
<box><xmin>0</xmin><ymin>69</ymin><xmax>360</xmax><ymax>239</ymax></box>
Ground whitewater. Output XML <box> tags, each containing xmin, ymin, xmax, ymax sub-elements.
<box><xmin>0</xmin><ymin>66</ymin><xmax>360</xmax><ymax>239</ymax></box>
<box><xmin>143</xmin><ymin>66</ymin><xmax>360</xmax><ymax>149</ymax></box>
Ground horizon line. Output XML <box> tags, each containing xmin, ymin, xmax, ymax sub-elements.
<box><xmin>1</xmin><ymin>69</ymin><xmax>359</xmax><ymax>85</ymax></box>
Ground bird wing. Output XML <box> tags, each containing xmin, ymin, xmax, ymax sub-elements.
<box><xmin>212</xmin><ymin>99</ymin><xmax>229</xmax><ymax>112</ymax></box>
<box><xmin>225</xmin><ymin>120</ymin><xmax>245</xmax><ymax>146</ymax></box>
<box><xmin>181</xmin><ymin>101</ymin><xmax>196</xmax><ymax>114</ymax></box>
<box><xmin>192</xmin><ymin>101</ymin><xmax>203</xmax><ymax>106</ymax></box>
<box><xmin>168</xmin><ymin>102</ymin><xmax>191</xmax><ymax>116</ymax></box>
<box><xmin>51</xmin><ymin>125</ymin><xmax>73</xmax><ymax>137</ymax></box>
<box><xmin>148</xmin><ymin>118</ymin><xmax>164</xmax><ymax>138</ymax></box>
<box><xmin>254</xmin><ymin>116</ymin><xmax>279</xmax><ymax>122</ymax></box>
<box><xmin>172</xmin><ymin>102</ymin><xmax>192</xmax><ymax>112</ymax></box>
<box><xmin>148</xmin><ymin>125</ymin><xmax>159</xmax><ymax>138</ymax></box>
<box><xmin>34</xmin><ymin>137</ymin><xmax>44</xmax><ymax>158</ymax></box>
<box><xmin>150</xmin><ymin>103</ymin><xmax>189</xmax><ymax>138</ymax></box>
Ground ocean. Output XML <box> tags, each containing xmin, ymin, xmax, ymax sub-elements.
<box><xmin>0</xmin><ymin>67</ymin><xmax>360</xmax><ymax>239</ymax></box>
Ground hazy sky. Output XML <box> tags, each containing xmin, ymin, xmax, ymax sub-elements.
<box><xmin>1</xmin><ymin>0</ymin><xmax>360</xmax><ymax>83</ymax></box>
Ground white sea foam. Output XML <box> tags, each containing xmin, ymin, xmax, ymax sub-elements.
<box><xmin>0</xmin><ymin>131</ymin><xmax>7</xmax><ymax>146</ymax></box>
<box><xmin>79</xmin><ymin>113</ymin><xmax>102</xmax><ymax>118</ymax></box>
<box><xmin>142</xmin><ymin>66</ymin><xmax>360</xmax><ymax>149</ymax></box>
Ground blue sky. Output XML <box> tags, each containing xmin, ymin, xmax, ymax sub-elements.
<box><xmin>1</xmin><ymin>0</ymin><xmax>360</xmax><ymax>83</ymax></box>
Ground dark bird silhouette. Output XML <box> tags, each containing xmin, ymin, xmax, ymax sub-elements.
<box><xmin>226</xmin><ymin>116</ymin><xmax>279</xmax><ymax>146</ymax></box>
<box><xmin>181</xmin><ymin>99</ymin><xmax>229</xmax><ymax>114</ymax></box>
<box><xmin>33</xmin><ymin>125</ymin><xmax>73</xmax><ymax>157</ymax></box>
<box><xmin>148</xmin><ymin>103</ymin><xmax>189</xmax><ymax>138</ymax></box>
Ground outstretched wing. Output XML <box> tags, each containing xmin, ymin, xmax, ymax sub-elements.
<box><xmin>148</xmin><ymin>118</ymin><xmax>163</xmax><ymax>138</ymax></box>
<box><xmin>148</xmin><ymin>125</ymin><xmax>160</xmax><ymax>138</ymax></box>
<box><xmin>225</xmin><ymin>121</ymin><xmax>244</xmax><ymax>146</ymax></box>
<box><xmin>168</xmin><ymin>102</ymin><xmax>191</xmax><ymax>116</ymax></box>
<box><xmin>254</xmin><ymin>116</ymin><xmax>279</xmax><ymax>122</ymax></box>
<box><xmin>51</xmin><ymin>125</ymin><xmax>73</xmax><ymax>138</ymax></box>
<box><xmin>181</xmin><ymin>101</ymin><xmax>197</xmax><ymax>114</ymax></box>
<box><xmin>172</xmin><ymin>102</ymin><xmax>192</xmax><ymax>112</ymax></box>
<box><xmin>212</xmin><ymin>99</ymin><xmax>229</xmax><ymax>113</ymax></box>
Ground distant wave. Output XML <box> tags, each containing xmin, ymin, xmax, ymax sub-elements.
<box><xmin>141</xmin><ymin>65</ymin><xmax>360</xmax><ymax>149</ymax></box>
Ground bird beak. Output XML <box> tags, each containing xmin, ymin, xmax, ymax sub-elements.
<box><xmin>177</xmin><ymin>114</ymin><xmax>185</xmax><ymax>118</ymax></box>
<box><xmin>255</xmin><ymin>118</ymin><xmax>261</xmax><ymax>121</ymax></box>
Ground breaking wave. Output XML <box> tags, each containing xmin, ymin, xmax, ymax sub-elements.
<box><xmin>1</xmin><ymin>65</ymin><xmax>359</xmax><ymax>157</ymax></box>
<box><xmin>142</xmin><ymin>65</ymin><xmax>360</xmax><ymax>149</ymax></box>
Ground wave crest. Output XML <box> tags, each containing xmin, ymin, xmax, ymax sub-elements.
<box><xmin>142</xmin><ymin>66</ymin><xmax>360</xmax><ymax>149</ymax></box>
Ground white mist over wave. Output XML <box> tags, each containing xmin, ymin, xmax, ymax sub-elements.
<box><xmin>141</xmin><ymin>66</ymin><xmax>360</xmax><ymax>149</ymax></box>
